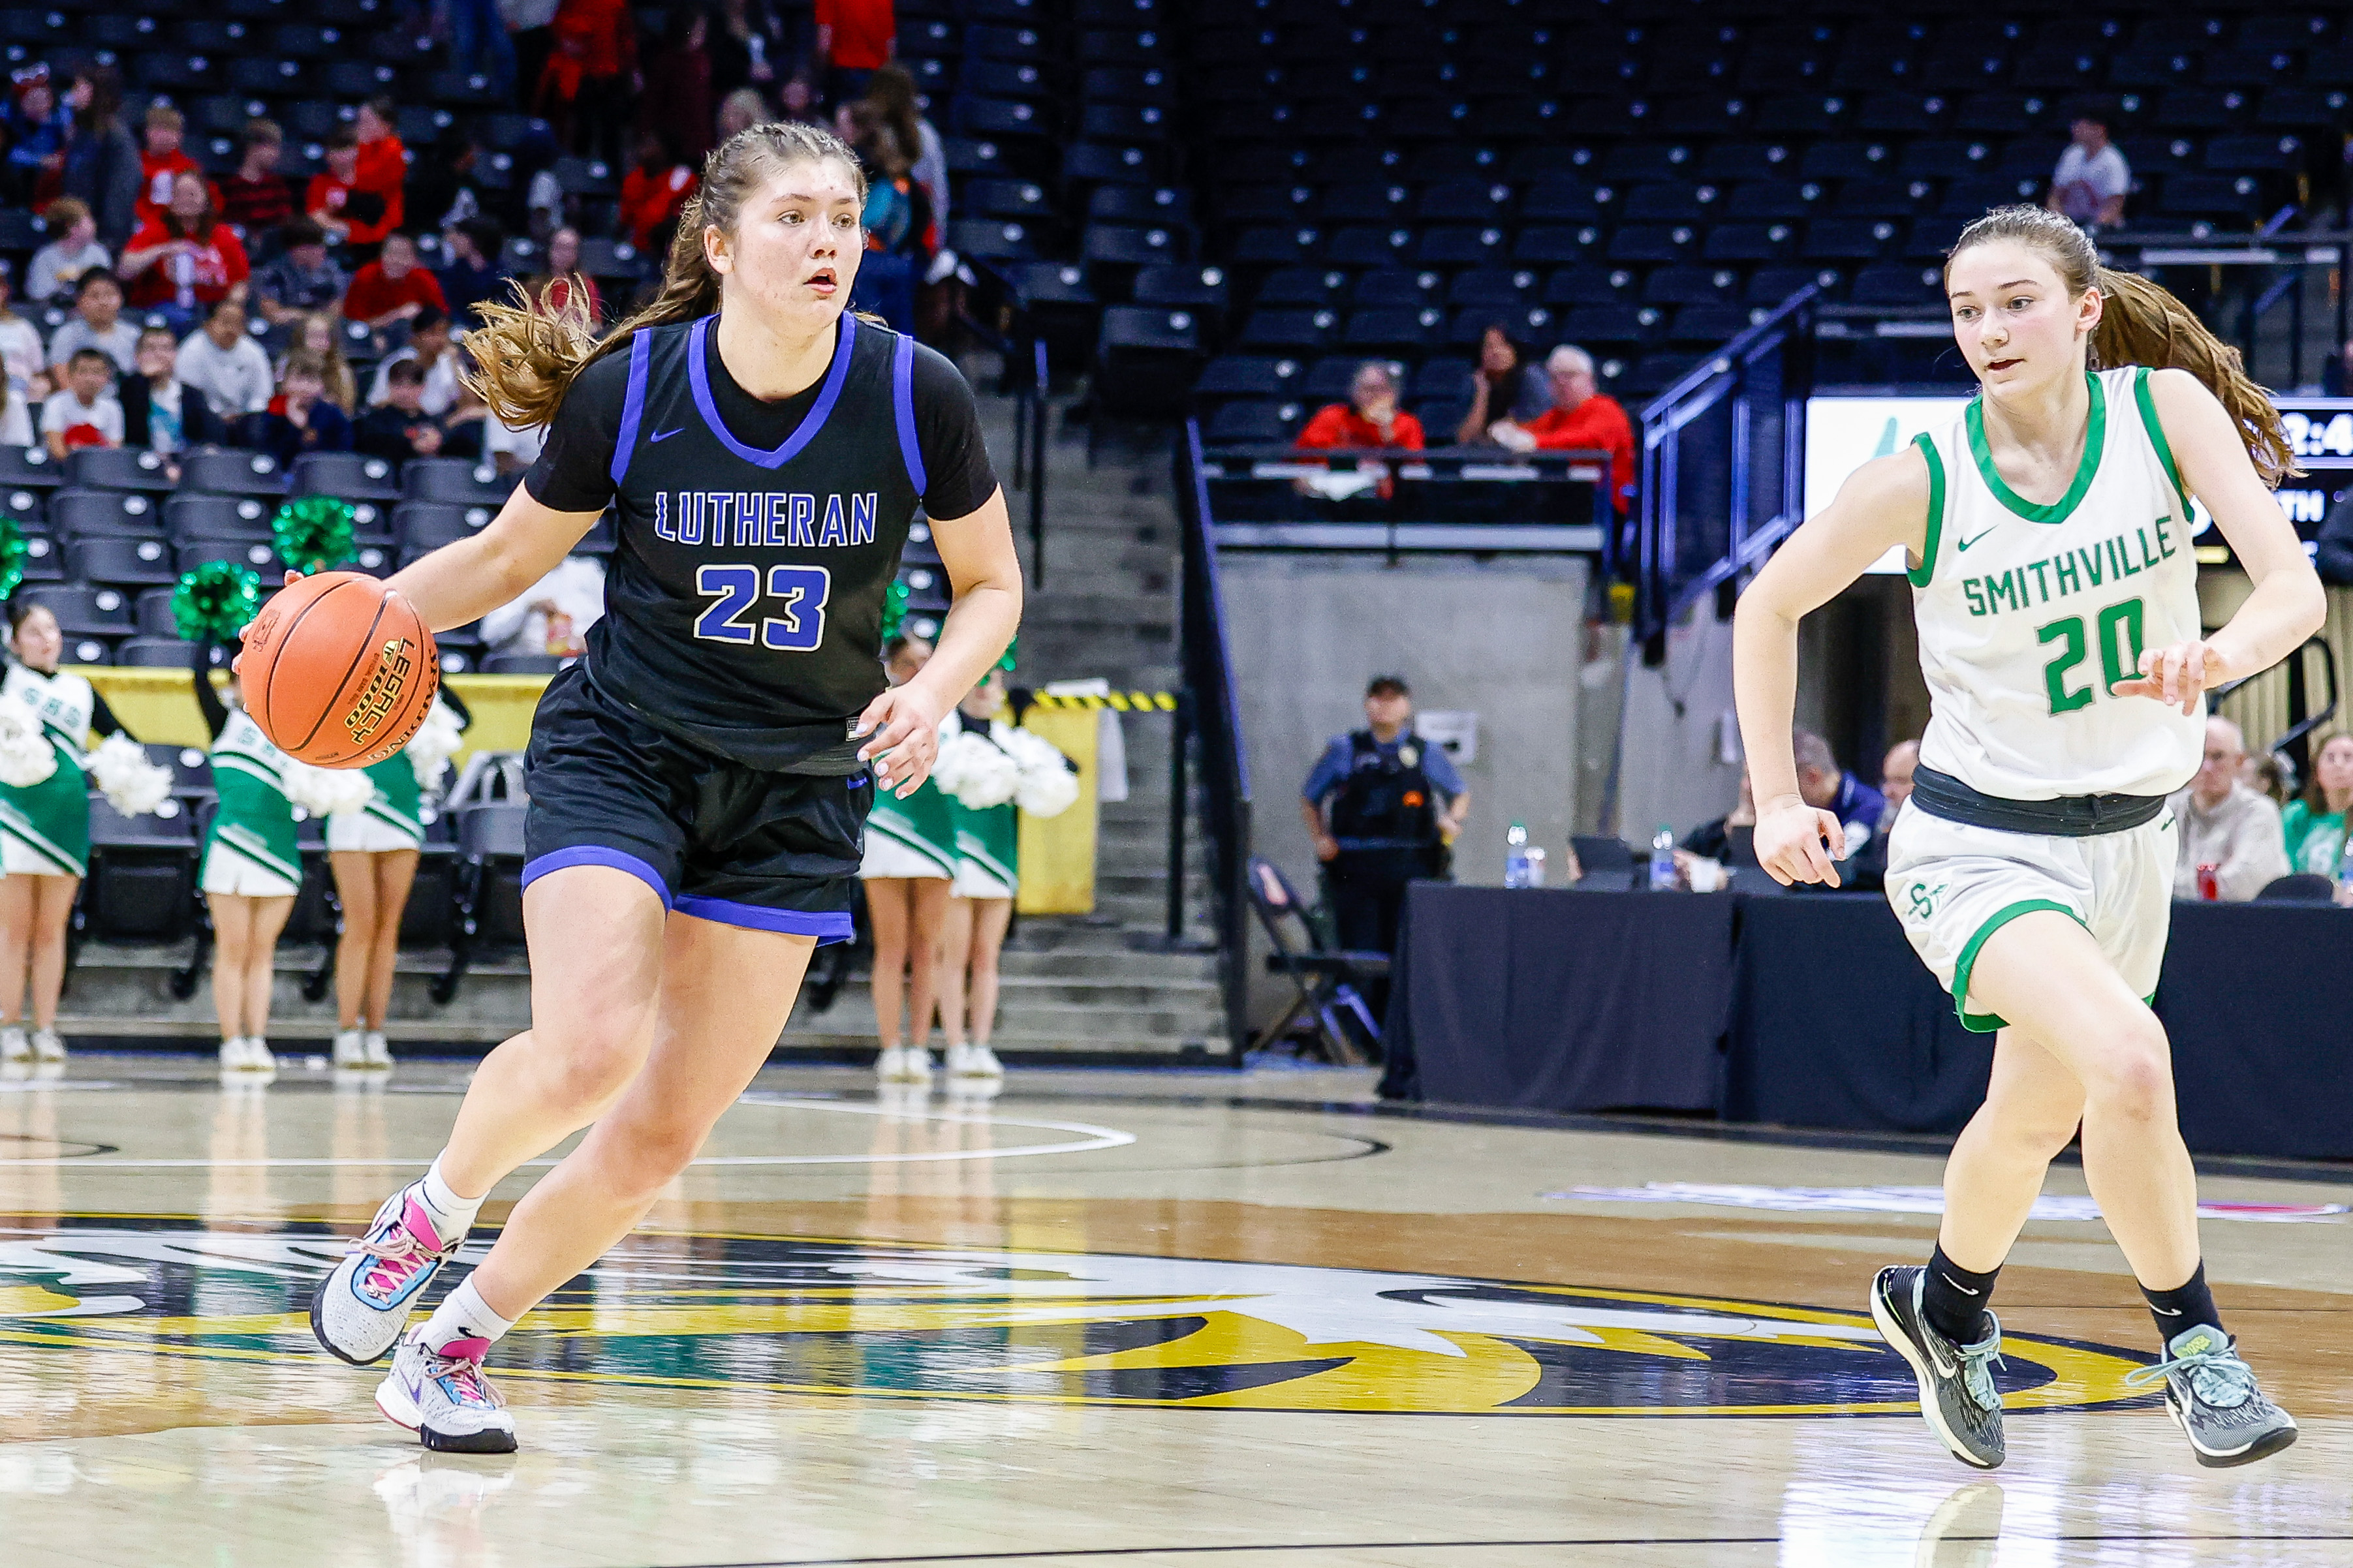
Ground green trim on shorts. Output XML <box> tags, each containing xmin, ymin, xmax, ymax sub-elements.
<box><xmin>1950</xmin><ymin>899</ymin><xmax>2084</xmax><ymax>1035</ymax></box>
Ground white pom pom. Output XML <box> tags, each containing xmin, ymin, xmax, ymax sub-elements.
<box><xmin>0</xmin><ymin>703</ymin><xmax>55</xmax><ymax>788</ymax></box>
<box><xmin>405</xmin><ymin>697</ymin><xmax>466</xmax><ymax>790</ymax></box>
<box><xmin>934</xmin><ymin>730</ymin><xmax>1020</xmax><ymax>810</ymax></box>
<box><xmin>86</xmin><ymin>734</ymin><xmax>173</xmax><ymax>816</ymax></box>
<box><xmin>284</xmin><ymin>761</ymin><xmax>377</xmax><ymax>819</ymax></box>
<box><xmin>1004</xmin><ymin>726</ymin><xmax>1078</xmax><ymax>818</ymax></box>
<box><xmin>1016</xmin><ymin>761</ymin><xmax>1079</xmax><ymax>818</ymax></box>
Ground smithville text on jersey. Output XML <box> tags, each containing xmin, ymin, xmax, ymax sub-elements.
<box><xmin>651</xmin><ymin>491</ymin><xmax>881</xmax><ymax>550</ymax></box>
<box><xmin>1961</xmin><ymin>514</ymin><xmax>2181</xmax><ymax>619</ymax></box>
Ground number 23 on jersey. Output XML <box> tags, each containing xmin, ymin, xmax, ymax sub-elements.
<box><xmin>693</xmin><ymin>564</ymin><xmax>833</xmax><ymax>653</ymax></box>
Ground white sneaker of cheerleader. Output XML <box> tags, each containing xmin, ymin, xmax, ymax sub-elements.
<box><xmin>876</xmin><ymin>1045</ymin><xmax>935</xmax><ymax>1083</ymax></box>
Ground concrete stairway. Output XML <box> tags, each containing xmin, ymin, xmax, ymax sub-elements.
<box><xmin>782</xmin><ymin>394</ymin><xmax>1231</xmax><ymax>1062</ymax></box>
<box><xmin>52</xmin><ymin>382</ymin><xmax>1228</xmax><ymax>1061</ymax></box>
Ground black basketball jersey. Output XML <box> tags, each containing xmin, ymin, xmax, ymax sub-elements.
<box><xmin>584</xmin><ymin>313</ymin><xmax>926</xmax><ymax>772</ymax></box>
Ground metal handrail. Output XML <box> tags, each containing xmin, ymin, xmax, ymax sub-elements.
<box><xmin>1631</xmin><ymin>283</ymin><xmax>1820</xmax><ymax>654</ymax></box>
<box><xmin>1176</xmin><ymin>420</ymin><xmax>1254</xmax><ymax>1058</ymax></box>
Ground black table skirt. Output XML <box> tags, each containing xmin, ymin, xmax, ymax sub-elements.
<box><xmin>1386</xmin><ymin>884</ymin><xmax>2353</xmax><ymax>1161</ymax></box>
<box><xmin>1388</xmin><ymin>882</ymin><xmax>1734</xmax><ymax>1114</ymax></box>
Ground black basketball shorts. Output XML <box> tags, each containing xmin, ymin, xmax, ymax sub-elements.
<box><xmin>520</xmin><ymin>665</ymin><xmax>872</xmax><ymax>942</ymax></box>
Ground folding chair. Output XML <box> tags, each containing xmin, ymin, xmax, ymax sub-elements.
<box><xmin>1245</xmin><ymin>856</ymin><xmax>1386</xmax><ymax>1066</ymax></box>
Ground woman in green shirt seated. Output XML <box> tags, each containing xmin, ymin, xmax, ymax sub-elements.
<box><xmin>2279</xmin><ymin>733</ymin><xmax>2353</xmax><ymax>880</ymax></box>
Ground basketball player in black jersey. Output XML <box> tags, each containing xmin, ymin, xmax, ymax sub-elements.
<box><xmin>304</xmin><ymin>120</ymin><xmax>1022</xmax><ymax>1452</ymax></box>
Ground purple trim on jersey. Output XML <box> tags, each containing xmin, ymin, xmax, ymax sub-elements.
<box><xmin>890</xmin><ymin>331</ymin><xmax>927</xmax><ymax>497</ymax></box>
<box><xmin>521</xmin><ymin>846</ymin><xmax>673</xmax><ymax>909</ymax></box>
<box><xmin>685</xmin><ymin>313</ymin><xmax>859</xmax><ymax>470</ymax></box>
<box><xmin>610</xmin><ymin>331</ymin><xmax>652</xmax><ymax>488</ymax></box>
<box><xmin>671</xmin><ymin>895</ymin><xmax>855</xmax><ymax>944</ymax></box>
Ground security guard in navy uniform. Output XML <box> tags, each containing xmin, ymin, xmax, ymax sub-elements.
<box><xmin>1300</xmin><ymin>675</ymin><xmax>1471</xmax><ymax>978</ymax></box>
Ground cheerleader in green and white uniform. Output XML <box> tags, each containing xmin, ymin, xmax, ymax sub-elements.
<box><xmin>939</xmin><ymin>668</ymin><xmax>1019</xmax><ymax>1081</ymax></box>
<box><xmin>193</xmin><ymin>651</ymin><xmax>298</xmax><ymax>1073</ymax></box>
<box><xmin>0</xmin><ymin>602</ymin><xmax>134</xmax><ymax>1068</ymax></box>
<box><xmin>861</xmin><ymin>634</ymin><xmax>958</xmax><ymax>1084</ymax></box>
<box><xmin>326</xmin><ymin>688</ymin><xmax>470</xmax><ymax>1069</ymax></box>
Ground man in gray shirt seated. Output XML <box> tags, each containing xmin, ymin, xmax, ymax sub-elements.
<box><xmin>2169</xmin><ymin>716</ymin><xmax>2288</xmax><ymax>900</ymax></box>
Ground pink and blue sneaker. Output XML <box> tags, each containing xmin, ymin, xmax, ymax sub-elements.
<box><xmin>309</xmin><ymin>1183</ymin><xmax>461</xmax><ymax>1366</ymax></box>
<box><xmin>375</xmin><ymin>1328</ymin><xmax>518</xmax><ymax>1453</ymax></box>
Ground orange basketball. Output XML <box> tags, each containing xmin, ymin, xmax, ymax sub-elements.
<box><xmin>241</xmin><ymin>572</ymin><xmax>440</xmax><ymax>768</ymax></box>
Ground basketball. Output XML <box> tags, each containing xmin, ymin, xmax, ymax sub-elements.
<box><xmin>240</xmin><ymin>571</ymin><xmax>441</xmax><ymax>768</ymax></box>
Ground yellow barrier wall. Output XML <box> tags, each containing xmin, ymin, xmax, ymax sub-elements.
<box><xmin>85</xmin><ymin>669</ymin><xmax>549</xmax><ymax>760</ymax></box>
<box><xmin>1015</xmin><ymin>706</ymin><xmax>1099</xmax><ymax>915</ymax></box>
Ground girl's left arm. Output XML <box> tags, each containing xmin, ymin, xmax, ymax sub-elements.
<box><xmin>854</xmin><ymin>486</ymin><xmax>1021</xmax><ymax>797</ymax></box>
<box><xmin>2120</xmin><ymin>369</ymin><xmax>2327</xmax><ymax>712</ymax></box>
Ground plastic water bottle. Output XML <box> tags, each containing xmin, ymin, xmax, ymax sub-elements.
<box><xmin>1504</xmin><ymin>822</ymin><xmax>1531</xmax><ymax>889</ymax></box>
<box><xmin>1649</xmin><ymin>825</ymin><xmax>1678</xmax><ymax>891</ymax></box>
<box><xmin>2336</xmin><ymin>834</ymin><xmax>2353</xmax><ymax>906</ymax></box>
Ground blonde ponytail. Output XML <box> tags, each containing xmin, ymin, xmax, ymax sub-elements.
<box><xmin>462</xmin><ymin>120</ymin><xmax>869</xmax><ymax>430</ymax></box>
<box><xmin>1946</xmin><ymin>204</ymin><xmax>2302</xmax><ymax>487</ymax></box>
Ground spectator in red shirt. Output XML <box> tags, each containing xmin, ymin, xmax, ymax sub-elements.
<box><xmin>618</xmin><ymin>131</ymin><xmax>698</xmax><ymax>253</ymax></box>
<box><xmin>353</xmin><ymin>97</ymin><xmax>409</xmax><ymax>231</ymax></box>
<box><xmin>342</xmin><ymin>232</ymin><xmax>449</xmax><ymax>333</ymax></box>
<box><xmin>307</xmin><ymin>130</ymin><xmax>398</xmax><ymax>253</ymax></box>
<box><xmin>1491</xmin><ymin>345</ymin><xmax>1636</xmax><ymax>513</ymax></box>
<box><xmin>1294</xmin><ymin>361</ymin><xmax>1426</xmax><ymax>452</ymax></box>
<box><xmin>217</xmin><ymin>119</ymin><xmax>294</xmax><ymax>238</ymax></box>
<box><xmin>134</xmin><ymin>103</ymin><xmax>207</xmax><ymax>228</ymax></box>
<box><xmin>815</xmin><ymin>0</ymin><xmax>896</xmax><ymax>102</ymax></box>
<box><xmin>119</xmin><ymin>171</ymin><xmax>251</xmax><ymax>332</ymax></box>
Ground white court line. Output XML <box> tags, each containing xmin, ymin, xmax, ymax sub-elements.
<box><xmin>0</xmin><ymin>1094</ymin><xmax>1137</xmax><ymax>1167</ymax></box>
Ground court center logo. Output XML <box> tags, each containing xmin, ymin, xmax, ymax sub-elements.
<box><xmin>0</xmin><ymin>1219</ymin><xmax>2155</xmax><ymax>1417</ymax></box>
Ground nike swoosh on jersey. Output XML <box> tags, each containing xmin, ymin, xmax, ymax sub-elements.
<box><xmin>1954</xmin><ymin>526</ymin><xmax>2000</xmax><ymax>551</ymax></box>
<box><xmin>649</xmin><ymin>427</ymin><xmax>684</xmax><ymax>443</ymax></box>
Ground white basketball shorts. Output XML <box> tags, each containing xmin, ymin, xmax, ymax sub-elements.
<box><xmin>1884</xmin><ymin>797</ymin><xmax>2177</xmax><ymax>1034</ymax></box>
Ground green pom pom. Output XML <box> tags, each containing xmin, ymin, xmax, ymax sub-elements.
<box><xmin>0</xmin><ymin>515</ymin><xmax>24</xmax><ymax>604</ymax></box>
<box><xmin>272</xmin><ymin>495</ymin><xmax>357</xmax><ymax>576</ymax></box>
<box><xmin>998</xmin><ymin>635</ymin><xmax>1018</xmax><ymax>674</ymax></box>
<box><xmin>172</xmin><ymin>561</ymin><xmax>261</xmax><ymax>644</ymax></box>
<box><xmin>880</xmin><ymin>577</ymin><xmax>911</xmax><ymax>641</ymax></box>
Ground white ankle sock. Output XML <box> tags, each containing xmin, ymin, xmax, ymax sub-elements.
<box><xmin>416</xmin><ymin>1155</ymin><xmax>484</xmax><ymax>1243</ymax></box>
<box><xmin>416</xmin><ymin>1278</ymin><xmax>516</xmax><ymax>1359</ymax></box>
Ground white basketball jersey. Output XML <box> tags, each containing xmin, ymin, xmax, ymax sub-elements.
<box><xmin>1909</xmin><ymin>367</ymin><xmax>2204</xmax><ymax>801</ymax></box>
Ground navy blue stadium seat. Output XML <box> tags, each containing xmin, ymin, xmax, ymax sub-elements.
<box><xmin>1204</xmin><ymin>399</ymin><xmax>1299</xmax><ymax>444</ymax></box>
<box><xmin>67</xmin><ymin>536</ymin><xmax>178</xmax><ymax>589</ymax></box>
<box><xmin>48</xmin><ymin>490</ymin><xmax>164</xmax><ymax>541</ymax></box>
<box><xmin>1196</xmin><ymin>356</ymin><xmax>1301</xmax><ymax>399</ymax></box>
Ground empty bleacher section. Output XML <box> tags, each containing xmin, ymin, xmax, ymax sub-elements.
<box><xmin>920</xmin><ymin>2</ymin><xmax>2353</xmax><ymax>441</ymax></box>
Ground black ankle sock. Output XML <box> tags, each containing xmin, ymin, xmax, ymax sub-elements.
<box><xmin>2142</xmin><ymin>1262</ymin><xmax>2224</xmax><ymax>1343</ymax></box>
<box><xmin>1921</xmin><ymin>1246</ymin><xmax>1999</xmax><ymax>1345</ymax></box>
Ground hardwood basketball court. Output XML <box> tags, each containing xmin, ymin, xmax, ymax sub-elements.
<box><xmin>3</xmin><ymin>1056</ymin><xmax>2349</xmax><ymax>1565</ymax></box>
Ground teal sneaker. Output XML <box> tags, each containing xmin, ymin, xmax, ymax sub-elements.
<box><xmin>1871</xmin><ymin>1265</ymin><xmax>2006</xmax><ymax>1469</ymax></box>
<box><xmin>2126</xmin><ymin>1325</ymin><xmax>2298</xmax><ymax>1468</ymax></box>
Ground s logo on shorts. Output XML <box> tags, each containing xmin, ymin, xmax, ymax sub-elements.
<box><xmin>1907</xmin><ymin>882</ymin><xmax>1948</xmax><ymax>921</ymax></box>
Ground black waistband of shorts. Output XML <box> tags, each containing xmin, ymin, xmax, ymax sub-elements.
<box><xmin>1909</xmin><ymin>764</ymin><xmax>2167</xmax><ymax>838</ymax></box>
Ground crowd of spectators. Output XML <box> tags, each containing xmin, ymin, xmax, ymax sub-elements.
<box><xmin>1662</xmin><ymin>716</ymin><xmax>2348</xmax><ymax>904</ymax></box>
<box><xmin>1294</xmin><ymin>344</ymin><xmax>1639</xmax><ymax>514</ymax></box>
<box><xmin>0</xmin><ymin>3</ymin><xmax>948</xmax><ymax>477</ymax></box>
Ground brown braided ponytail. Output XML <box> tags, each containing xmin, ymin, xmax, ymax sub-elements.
<box><xmin>1945</xmin><ymin>204</ymin><xmax>2301</xmax><ymax>487</ymax></box>
<box><xmin>463</xmin><ymin>119</ymin><xmax>867</xmax><ymax>430</ymax></box>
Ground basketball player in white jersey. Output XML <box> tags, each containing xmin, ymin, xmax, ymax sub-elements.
<box><xmin>1734</xmin><ymin>206</ymin><xmax>2324</xmax><ymax>1470</ymax></box>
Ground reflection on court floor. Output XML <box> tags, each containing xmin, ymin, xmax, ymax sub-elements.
<box><xmin>3</xmin><ymin>1058</ymin><xmax>2350</xmax><ymax>1567</ymax></box>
